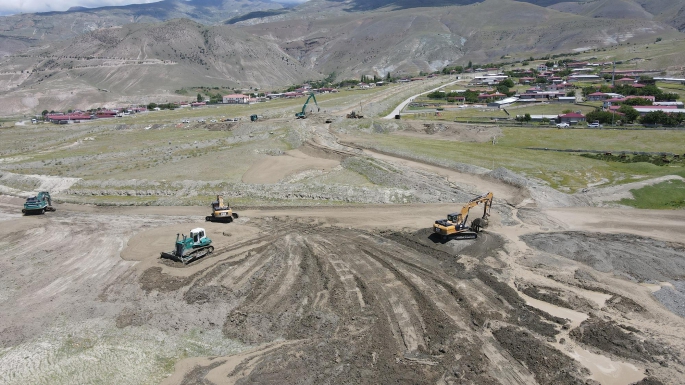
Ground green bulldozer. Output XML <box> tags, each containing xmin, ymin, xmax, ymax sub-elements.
<box><xmin>22</xmin><ymin>191</ymin><xmax>56</xmax><ymax>215</ymax></box>
<box><xmin>160</xmin><ymin>228</ymin><xmax>214</xmax><ymax>264</ymax></box>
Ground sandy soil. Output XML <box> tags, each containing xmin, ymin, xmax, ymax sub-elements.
<box><xmin>1</xmin><ymin>120</ymin><xmax>685</xmax><ymax>385</ymax></box>
<box><xmin>241</xmin><ymin>149</ymin><xmax>340</xmax><ymax>184</ymax></box>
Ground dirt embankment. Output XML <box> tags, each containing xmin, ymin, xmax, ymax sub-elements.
<box><xmin>144</xmin><ymin>221</ymin><xmax>595</xmax><ymax>384</ymax></box>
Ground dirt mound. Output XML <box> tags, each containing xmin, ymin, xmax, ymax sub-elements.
<box><xmin>0</xmin><ymin>171</ymin><xmax>81</xmax><ymax>196</ymax></box>
<box><xmin>492</xmin><ymin>326</ymin><xmax>586</xmax><ymax>385</ymax></box>
<box><xmin>206</xmin><ymin>122</ymin><xmax>238</xmax><ymax>131</ymax></box>
<box><xmin>399</xmin><ymin>122</ymin><xmax>502</xmax><ymax>143</ymax></box>
<box><xmin>152</xmin><ymin>222</ymin><xmax>584</xmax><ymax>384</ymax></box>
<box><xmin>569</xmin><ymin>318</ymin><xmax>672</xmax><ymax>364</ymax></box>
<box><xmin>521</xmin><ymin>232</ymin><xmax>685</xmax><ymax>283</ymax></box>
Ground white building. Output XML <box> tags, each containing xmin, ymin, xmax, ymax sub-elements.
<box><xmin>222</xmin><ymin>94</ymin><xmax>249</xmax><ymax>104</ymax></box>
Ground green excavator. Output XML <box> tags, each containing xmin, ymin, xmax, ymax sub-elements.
<box><xmin>160</xmin><ymin>228</ymin><xmax>214</xmax><ymax>264</ymax></box>
<box><xmin>295</xmin><ymin>93</ymin><xmax>320</xmax><ymax>119</ymax></box>
<box><xmin>22</xmin><ymin>191</ymin><xmax>56</xmax><ymax>215</ymax></box>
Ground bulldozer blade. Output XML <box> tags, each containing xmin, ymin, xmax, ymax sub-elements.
<box><xmin>160</xmin><ymin>251</ymin><xmax>180</xmax><ymax>262</ymax></box>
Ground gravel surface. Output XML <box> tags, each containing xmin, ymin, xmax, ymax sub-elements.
<box><xmin>653</xmin><ymin>281</ymin><xmax>685</xmax><ymax>317</ymax></box>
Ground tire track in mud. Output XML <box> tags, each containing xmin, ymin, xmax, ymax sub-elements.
<box><xmin>142</xmin><ymin>222</ymin><xmax>596</xmax><ymax>384</ymax></box>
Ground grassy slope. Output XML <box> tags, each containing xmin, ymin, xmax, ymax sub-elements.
<box><xmin>619</xmin><ymin>179</ymin><xmax>685</xmax><ymax>209</ymax></box>
<box><xmin>354</xmin><ymin>127</ymin><xmax>685</xmax><ymax>192</ymax></box>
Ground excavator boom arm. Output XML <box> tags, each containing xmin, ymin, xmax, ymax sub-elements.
<box><xmin>301</xmin><ymin>93</ymin><xmax>319</xmax><ymax>114</ymax></box>
<box><xmin>457</xmin><ymin>192</ymin><xmax>493</xmax><ymax>225</ymax></box>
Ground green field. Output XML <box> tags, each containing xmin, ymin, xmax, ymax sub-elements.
<box><xmin>354</xmin><ymin>127</ymin><xmax>685</xmax><ymax>192</ymax></box>
<box><xmin>618</xmin><ymin>179</ymin><xmax>685</xmax><ymax>209</ymax></box>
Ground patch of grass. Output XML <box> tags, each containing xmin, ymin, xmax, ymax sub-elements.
<box><xmin>499</xmin><ymin>127</ymin><xmax>685</xmax><ymax>154</ymax></box>
<box><xmin>618</xmin><ymin>180</ymin><xmax>685</xmax><ymax>209</ymax></box>
<box><xmin>354</xmin><ymin>132</ymin><xmax>685</xmax><ymax>192</ymax></box>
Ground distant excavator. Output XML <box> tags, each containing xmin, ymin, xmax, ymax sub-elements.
<box><xmin>295</xmin><ymin>93</ymin><xmax>320</xmax><ymax>119</ymax></box>
<box><xmin>22</xmin><ymin>191</ymin><xmax>56</xmax><ymax>215</ymax></box>
<box><xmin>433</xmin><ymin>192</ymin><xmax>493</xmax><ymax>240</ymax></box>
<box><xmin>206</xmin><ymin>195</ymin><xmax>239</xmax><ymax>223</ymax></box>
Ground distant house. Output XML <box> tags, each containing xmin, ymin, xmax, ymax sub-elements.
<box><xmin>557</xmin><ymin>112</ymin><xmax>586</xmax><ymax>124</ymax></box>
<box><xmin>519</xmin><ymin>77</ymin><xmax>535</xmax><ymax>84</ymax></box>
<box><xmin>556</xmin><ymin>97</ymin><xmax>576</xmax><ymax>104</ymax></box>
<box><xmin>568</xmin><ymin>75</ymin><xmax>601</xmax><ymax>82</ymax></box>
<box><xmin>587</xmin><ymin>92</ymin><xmax>609</xmax><ymax>101</ymax></box>
<box><xmin>488</xmin><ymin>97</ymin><xmax>518</xmax><ymax>108</ymax></box>
<box><xmin>615</xmin><ymin>77</ymin><xmax>636</xmax><ymax>85</ymax></box>
<box><xmin>223</xmin><ymin>94</ymin><xmax>249</xmax><ymax>104</ymax></box>
<box><xmin>191</xmin><ymin>102</ymin><xmax>206</xmax><ymax>107</ymax></box>
<box><xmin>46</xmin><ymin>113</ymin><xmax>92</xmax><ymax>123</ymax></box>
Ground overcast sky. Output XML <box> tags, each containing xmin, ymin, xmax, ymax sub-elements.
<box><xmin>0</xmin><ymin>0</ymin><xmax>305</xmax><ymax>16</ymax></box>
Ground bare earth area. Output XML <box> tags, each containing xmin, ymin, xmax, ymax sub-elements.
<box><xmin>1</xmin><ymin>111</ymin><xmax>685</xmax><ymax>384</ymax></box>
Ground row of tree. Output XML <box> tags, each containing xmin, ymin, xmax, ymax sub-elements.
<box><xmin>587</xmin><ymin>108</ymin><xmax>685</xmax><ymax>126</ymax></box>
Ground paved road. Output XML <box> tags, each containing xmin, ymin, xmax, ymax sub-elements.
<box><xmin>382</xmin><ymin>80</ymin><xmax>461</xmax><ymax>119</ymax></box>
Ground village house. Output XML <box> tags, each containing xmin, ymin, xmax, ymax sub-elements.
<box><xmin>222</xmin><ymin>94</ymin><xmax>250</xmax><ymax>104</ymax></box>
<box><xmin>587</xmin><ymin>92</ymin><xmax>610</xmax><ymax>101</ymax></box>
<box><xmin>557</xmin><ymin>112</ymin><xmax>586</xmax><ymax>124</ymax></box>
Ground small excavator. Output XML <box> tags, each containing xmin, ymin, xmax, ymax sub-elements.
<box><xmin>160</xmin><ymin>228</ymin><xmax>214</xmax><ymax>264</ymax></box>
<box><xmin>295</xmin><ymin>93</ymin><xmax>320</xmax><ymax>119</ymax></box>
<box><xmin>206</xmin><ymin>195</ymin><xmax>239</xmax><ymax>223</ymax></box>
<box><xmin>22</xmin><ymin>191</ymin><xmax>56</xmax><ymax>215</ymax></box>
<box><xmin>433</xmin><ymin>192</ymin><xmax>493</xmax><ymax>240</ymax></box>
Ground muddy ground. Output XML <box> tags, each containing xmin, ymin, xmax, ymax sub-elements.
<box><xmin>1</xmin><ymin>197</ymin><xmax>684</xmax><ymax>384</ymax></box>
<box><xmin>1</xmin><ymin>117</ymin><xmax>685</xmax><ymax>384</ymax></box>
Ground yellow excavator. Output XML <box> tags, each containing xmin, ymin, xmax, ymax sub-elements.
<box><xmin>433</xmin><ymin>192</ymin><xmax>493</xmax><ymax>240</ymax></box>
<box><xmin>206</xmin><ymin>195</ymin><xmax>239</xmax><ymax>223</ymax></box>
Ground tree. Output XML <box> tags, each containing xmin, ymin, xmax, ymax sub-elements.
<box><xmin>586</xmin><ymin>110</ymin><xmax>615</xmax><ymax>124</ymax></box>
<box><xmin>622</xmin><ymin>98</ymin><xmax>653</xmax><ymax>106</ymax></box>
<box><xmin>641</xmin><ymin>111</ymin><xmax>685</xmax><ymax>126</ymax></box>
<box><xmin>147</xmin><ymin>103</ymin><xmax>157</xmax><ymax>110</ymax></box>
<box><xmin>386</xmin><ymin>72</ymin><xmax>391</xmax><ymax>81</ymax></box>
<box><xmin>197</xmin><ymin>93</ymin><xmax>203</xmax><ymax>102</ymax></box>
<box><xmin>523</xmin><ymin>113</ymin><xmax>532</xmax><ymax>122</ymax></box>
<box><xmin>41</xmin><ymin>110</ymin><xmax>48</xmax><ymax>116</ymax></box>
<box><xmin>467</xmin><ymin>61</ymin><xmax>472</xmax><ymax>69</ymax></box>
<box><xmin>618</xmin><ymin>105</ymin><xmax>639</xmax><ymax>123</ymax></box>
<box><xmin>500</xmin><ymin>78</ymin><xmax>514</xmax><ymax>88</ymax></box>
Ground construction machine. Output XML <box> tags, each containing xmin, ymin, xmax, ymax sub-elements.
<box><xmin>433</xmin><ymin>192</ymin><xmax>493</xmax><ymax>240</ymax></box>
<box><xmin>22</xmin><ymin>191</ymin><xmax>56</xmax><ymax>215</ymax></box>
<box><xmin>160</xmin><ymin>228</ymin><xmax>214</xmax><ymax>264</ymax></box>
<box><xmin>206</xmin><ymin>195</ymin><xmax>239</xmax><ymax>223</ymax></box>
<box><xmin>295</xmin><ymin>93</ymin><xmax>320</xmax><ymax>119</ymax></box>
<box><xmin>346</xmin><ymin>111</ymin><xmax>363</xmax><ymax>119</ymax></box>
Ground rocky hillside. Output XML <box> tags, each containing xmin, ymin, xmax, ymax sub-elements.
<box><xmin>1</xmin><ymin>0</ymin><xmax>684</xmax><ymax>115</ymax></box>
<box><xmin>547</xmin><ymin>0</ymin><xmax>685</xmax><ymax>31</ymax></box>
<box><xmin>0</xmin><ymin>19</ymin><xmax>318</xmax><ymax>115</ymax></box>
<box><xmin>0</xmin><ymin>0</ymin><xmax>285</xmax><ymax>56</ymax></box>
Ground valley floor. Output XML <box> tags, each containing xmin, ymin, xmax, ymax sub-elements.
<box><xmin>1</xmin><ymin>80</ymin><xmax>684</xmax><ymax>385</ymax></box>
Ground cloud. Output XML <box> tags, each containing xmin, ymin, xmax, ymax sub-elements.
<box><xmin>0</xmin><ymin>0</ymin><xmax>159</xmax><ymax>15</ymax></box>
<box><xmin>0</xmin><ymin>0</ymin><xmax>309</xmax><ymax>16</ymax></box>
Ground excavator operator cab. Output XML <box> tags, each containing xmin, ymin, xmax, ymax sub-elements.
<box><xmin>447</xmin><ymin>213</ymin><xmax>462</xmax><ymax>224</ymax></box>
